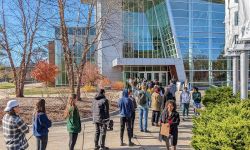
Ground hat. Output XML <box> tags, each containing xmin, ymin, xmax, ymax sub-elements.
<box><xmin>4</xmin><ymin>100</ymin><xmax>19</xmax><ymax>112</ymax></box>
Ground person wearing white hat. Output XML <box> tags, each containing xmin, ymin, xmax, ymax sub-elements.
<box><xmin>2</xmin><ymin>99</ymin><xmax>29</xmax><ymax>150</ymax></box>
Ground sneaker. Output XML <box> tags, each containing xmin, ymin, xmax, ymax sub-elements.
<box><xmin>129</xmin><ymin>142</ymin><xmax>135</xmax><ymax>146</ymax></box>
<box><xmin>120</xmin><ymin>142</ymin><xmax>125</xmax><ymax>146</ymax></box>
<box><xmin>144</xmin><ymin>130</ymin><xmax>150</xmax><ymax>133</ymax></box>
<box><xmin>99</xmin><ymin>146</ymin><xmax>109</xmax><ymax>150</ymax></box>
<box><xmin>152</xmin><ymin>123</ymin><xmax>155</xmax><ymax>126</ymax></box>
<box><xmin>94</xmin><ymin>146</ymin><xmax>100</xmax><ymax>150</ymax></box>
<box><xmin>140</xmin><ymin>129</ymin><xmax>144</xmax><ymax>132</ymax></box>
<box><xmin>182</xmin><ymin>118</ymin><xmax>185</xmax><ymax>121</ymax></box>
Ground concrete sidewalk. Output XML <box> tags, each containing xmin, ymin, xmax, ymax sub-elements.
<box><xmin>0</xmin><ymin>91</ymin><xmax>194</xmax><ymax>150</ymax></box>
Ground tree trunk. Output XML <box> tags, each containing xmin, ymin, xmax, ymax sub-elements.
<box><xmin>76</xmin><ymin>73</ymin><xmax>83</xmax><ymax>101</ymax></box>
<box><xmin>15</xmin><ymin>81</ymin><xmax>24</xmax><ymax>97</ymax></box>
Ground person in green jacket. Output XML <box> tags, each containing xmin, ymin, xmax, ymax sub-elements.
<box><xmin>64</xmin><ymin>94</ymin><xmax>81</xmax><ymax>150</ymax></box>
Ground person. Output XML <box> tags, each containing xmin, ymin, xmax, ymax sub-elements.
<box><xmin>2</xmin><ymin>99</ymin><xmax>29</xmax><ymax>150</ymax></box>
<box><xmin>128</xmin><ymin>89</ymin><xmax>137</xmax><ymax>138</ymax></box>
<box><xmin>146</xmin><ymin>83</ymin><xmax>154</xmax><ymax>107</ymax></box>
<box><xmin>151</xmin><ymin>87</ymin><xmax>162</xmax><ymax>126</ymax></box>
<box><xmin>64</xmin><ymin>94</ymin><xmax>81</xmax><ymax>150</ymax></box>
<box><xmin>33</xmin><ymin>99</ymin><xmax>52</xmax><ymax>150</ymax></box>
<box><xmin>169</xmin><ymin>80</ymin><xmax>177</xmax><ymax>101</ymax></box>
<box><xmin>92</xmin><ymin>89</ymin><xmax>110</xmax><ymax>150</ymax></box>
<box><xmin>180</xmin><ymin>87</ymin><xmax>191</xmax><ymax>120</ymax></box>
<box><xmin>118</xmin><ymin>89</ymin><xmax>135</xmax><ymax>146</ymax></box>
<box><xmin>160</xmin><ymin>100</ymin><xmax>180</xmax><ymax>150</ymax></box>
<box><xmin>192</xmin><ymin>87</ymin><xmax>201</xmax><ymax>116</ymax></box>
<box><xmin>161</xmin><ymin>87</ymin><xmax>173</xmax><ymax>110</ymax></box>
<box><xmin>137</xmin><ymin>85</ymin><xmax>150</xmax><ymax>132</ymax></box>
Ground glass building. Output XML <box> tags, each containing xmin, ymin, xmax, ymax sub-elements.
<box><xmin>83</xmin><ymin>0</ymin><xmax>228</xmax><ymax>87</ymax></box>
<box><xmin>55</xmin><ymin>27</ymin><xmax>96</xmax><ymax>86</ymax></box>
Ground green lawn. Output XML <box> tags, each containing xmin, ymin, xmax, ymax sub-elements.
<box><xmin>0</xmin><ymin>82</ymin><xmax>15</xmax><ymax>89</ymax></box>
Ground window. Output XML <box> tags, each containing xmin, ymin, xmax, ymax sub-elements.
<box><xmin>235</xmin><ymin>0</ymin><xmax>238</xmax><ymax>3</ymax></box>
<box><xmin>234</xmin><ymin>35</ymin><xmax>239</xmax><ymax>44</ymax></box>
<box><xmin>234</xmin><ymin>11</ymin><xmax>239</xmax><ymax>26</ymax></box>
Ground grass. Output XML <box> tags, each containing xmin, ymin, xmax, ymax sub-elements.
<box><xmin>0</xmin><ymin>82</ymin><xmax>15</xmax><ymax>89</ymax></box>
<box><xmin>23</xmin><ymin>87</ymin><xmax>71</xmax><ymax>95</ymax></box>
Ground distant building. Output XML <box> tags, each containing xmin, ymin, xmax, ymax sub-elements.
<box><xmin>82</xmin><ymin>0</ymin><xmax>227</xmax><ymax>87</ymax></box>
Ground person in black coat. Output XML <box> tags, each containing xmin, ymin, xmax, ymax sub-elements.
<box><xmin>92</xmin><ymin>89</ymin><xmax>110</xmax><ymax>150</ymax></box>
<box><xmin>160</xmin><ymin>100</ymin><xmax>180</xmax><ymax>150</ymax></box>
<box><xmin>161</xmin><ymin>87</ymin><xmax>174</xmax><ymax>110</ymax></box>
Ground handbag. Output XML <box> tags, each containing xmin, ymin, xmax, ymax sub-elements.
<box><xmin>160</xmin><ymin>123</ymin><xmax>170</xmax><ymax>136</ymax></box>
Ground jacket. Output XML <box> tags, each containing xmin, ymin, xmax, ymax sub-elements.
<box><xmin>160</xmin><ymin>109</ymin><xmax>180</xmax><ymax>136</ymax></box>
<box><xmin>66</xmin><ymin>106</ymin><xmax>81</xmax><ymax>133</ymax></box>
<box><xmin>92</xmin><ymin>93</ymin><xmax>110</xmax><ymax>123</ymax></box>
<box><xmin>192</xmin><ymin>92</ymin><xmax>201</xmax><ymax>103</ymax></box>
<box><xmin>2</xmin><ymin>114</ymin><xmax>29</xmax><ymax>150</ymax></box>
<box><xmin>32</xmin><ymin>112</ymin><xmax>52</xmax><ymax>137</ymax></box>
<box><xmin>129</xmin><ymin>95</ymin><xmax>137</xmax><ymax>112</ymax></box>
<box><xmin>161</xmin><ymin>92</ymin><xmax>173</xmax><ymax>110</ymax></box>
<box><xmin>180</xmin><ymin>91</ymin><xmax>190</xmax><ymax>104</ymax></box>
<box><xmin>169</xmin><ymin>83</ymin><xmax>177</xmax><ymax>97</ymax></box>
<box><xmin>118</xmin><ymin>89</ymin><xmax>133</xmax><ymax>118</ymax></box>
<box><xmin>151</xmin><ymin>92</ymin><xmax>162</xmax><ymax>111</ymax></box>
<box><xmin>136</xmin><ymin>90</ymin><xmax>150</xmax><ymax>108</ymax></box>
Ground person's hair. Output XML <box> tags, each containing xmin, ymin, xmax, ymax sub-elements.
<box><xmin>184</xmin><ymin>87</ymin><xmax>188</xmax><ymax>90</ymax></box>
<box><xmin>64</xmin><ymin>94</ymin><xmax>77</xmax><ymax>118</ymax></box>
<box><xmin>99</xmin><ymin>89</ymin><xmax>105</xmax><ymax>95</ymax></box>
<box><xmin>193</xmin><ymin>87</ymin><xmax>199</xmax><ymax>92</ymax></box>
<box><xmin>7</xmin><ymin>108</ymin><xmax>17</xmax><ymax>116</ymax></box>
<box><xmin>35</xmin><ymin>99</ymin><xmax>46</xmax><ymax>113</ymax></box>
<box><xmin>165</xmin><ymin>100</ymin><xmax>176</xmax><ymax>112</ymax></box>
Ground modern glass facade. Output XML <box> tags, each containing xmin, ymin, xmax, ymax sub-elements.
<box><xmin>170</xmin><ymin>0</ymin><xmax>227</xmax><ymax>87</ymax></box>
<box><xmin>120</xmin><ymin>0</ymin><xmax>227</xmax><ymax>87</ymax></box>
<box><xmin>55</xmin><ymin>27</ymin><xmax>95</xmax><ymax>86</ymax></box>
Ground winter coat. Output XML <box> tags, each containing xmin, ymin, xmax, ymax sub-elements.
<box><xmin>169</xmin><ymin>83</ymin><xmax>177</xmax><ymax>97</ymax></box>
<box><xmin>118</xmin><ymin>89</ymin><xmax>133</xmax><ymax>118</ymax></box>
<box><xmin>192</xmin><ymin>92</ymin><xmax>201</xmax><ymax>103</ymax></box>
<box><xmin>32</xmin><ymin>112</ymin><xmax>52</xmax><ymax>137</ymax></box>
<box><xmin>66</xmin><ymin>106</ymin><xmax>81</xmax><ymax>133</ymax></box>
<box><xmin>92</xmin><ymin>93</ymin><xmax>110</xmax><ymax>123</ymax></box>
<box><xmin>151</xmin><ymin>92</ymin><xmax>162</xmax><ymax>111</ymax></box>
<box><xmin>160</xmin><ymin>109</ymin><xmax>180</xmax><ymax>139</ymax></box>
<box><xmin>161</xmin><ymin>92</ymin><xmax>173</xmax><ymax>110</ymax></box>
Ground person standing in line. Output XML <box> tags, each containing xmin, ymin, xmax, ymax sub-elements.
<box><xmin>169</xmin><ymin>80</ymin><xmax>177</xmax><ymax>101</ymax></box>
<box><xmin>151</xmin><ymin>87</ymin><xmax>162</xmax><ymax>126</ymax></box>
<box><xmin>128</xmin><ymin>89</ymin><xmax>137</xmax><ymax>138</ymax></box>
<box><xmin>64</xmin><ymin>94</ymin><xmax>81</xmax><ymax>150</ymax></box>
<box><xmin>180</xmin><ymin>87</ymin><xmax>191</xmax><ymax>120</ymax></box>
<box><xmin>92</xmin><ymin>89</ymin><xmax>110</xmax><ymax>150</ymax></box>
<box><xmin>137</xmin><ymin>85</ymin><xmax>150</xmax><ymax>132</ymax></box>
<box><xmin>192</xmin><ymin>87</ymin><xmax>201</xmax><ymax>116</ymax></box>
<box><xmin>160</xmin><ymin>100</ymin><xmax>180</xmax><ymax>150</ymax></box>
<box><xmin>146</xmin><ymin>83</ymin><xmax>154</xmax><ymax>108</ymax></box>
<box><xmin>2</xmin><ymin>100</ymin><xmax>29</xmax><ymax>150</ymax></box>
<box><xmin>118</xmin><ymin>89</ymin><xmax>135</xmax><ymax>146</ymax></box>
<box><xmin>33</xmin><ymin>99</ymin><xmax>52</xmax><ymax>150</ymax></box>
<box><xmin>161</xmin><ymin>87</ymin><xmax>173</xmax><ymax>110</ymax></box>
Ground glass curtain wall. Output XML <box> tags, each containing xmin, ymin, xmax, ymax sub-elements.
<box><xmin>55</xmin><ymin>27</ymin><xmax>96</xmax><ymax>86</ymax></box>
<box><xmin>170</xmin><ymin>0</ymin><xmax>227</xmax><ymax>87</ymax></box>
<box><xmin>122</xmin><ymin>0</ymin><xmax>177</xmax><ymax>59</ymax></box>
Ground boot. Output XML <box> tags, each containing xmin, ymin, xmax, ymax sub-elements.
<box><xmin>120</xmin><ymin>139</ymin><xmax>124</xmax><ymax>146</ymax></box>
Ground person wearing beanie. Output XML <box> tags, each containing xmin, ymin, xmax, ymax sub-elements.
<box><xmin>2</xmin><ymin>100</ymin><xmax>29</xmax><ymax>150</ymax></box>
<box><xmin>118</xmin><ymin>89</ymin><xmax>135</xmax><ymax>146</ymax></box>
<box><xmin>92</xmin><ymin>89</ymin><xmax>110</xmax><ymax>150</ymax></box>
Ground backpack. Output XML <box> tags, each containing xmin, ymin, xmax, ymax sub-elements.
<box><xmin>137</xmin><ymin>91</ymin><xmax>147</xmax><ymax>106</ymax></box>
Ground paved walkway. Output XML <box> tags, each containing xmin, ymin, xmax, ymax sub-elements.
<box><xmin>0</xmin><ymin>91</ymin><xmax>194</xmax><ymax>150</ymax></box>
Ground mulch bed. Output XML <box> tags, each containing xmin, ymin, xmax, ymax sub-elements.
<box><xmin>0</xmin><ymin>92</ymin><xmax>120</xmax><ymax>126</ymax></box>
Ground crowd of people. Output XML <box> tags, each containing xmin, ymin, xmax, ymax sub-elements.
<box><xmin>1</xmin><ymin>78</ymin><xmax>202</xmax><ymax>150</ymax></box>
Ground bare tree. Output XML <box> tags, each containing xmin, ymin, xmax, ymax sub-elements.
<box><xmin>0</xmin><ymin>0</ymin><xmax>44</xmax><ymax>97</ymax></box>
<box><xmin>57</xmin><ymin>0</ymin><xmax>121</xmax><ymax>99</ymax></box>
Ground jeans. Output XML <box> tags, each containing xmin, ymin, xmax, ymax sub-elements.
<box><xmin>151</xmin><ymin>110</ymin><xmax>160</xmax><ymax>124</ymax></box>
<box><xmin>69</xmin><ymin>133</ymin><xmax>78</xmax><ymax>150</ymax></box>
<box><xmin>182</xmin><ymin>103</ymin><xmax>189</xmax><ymax>117</ymax></box>
<box><xmin>120</xmin><ymin>117</ymin><xmax>132</xmax><ymax>142</ymax></box>
<box><xmin>131</xmin><ymin>111</ymin><xmax>135</xmax><ymax>137</ymax></box>
<box><xmin>36</xmin><ymin>135</ymin><xmax>48</xmax><ymax>150</ymax></box>
<box><xmin>94</xmin><ymin>123</ymin><xmax>107</xmax><ymax>148</ymax></box>
<box><xmin>139</xmin><ymin>107</ymin><xmax>148</xmax><ymax>131</ymax></box>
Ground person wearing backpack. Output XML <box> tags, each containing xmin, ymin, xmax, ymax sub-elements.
<box><xmin>33</xmin><ymin>99</ymin><xmax>52</xmax><ymax>150</ymax></box>
<box><xmin>137</xmin><ymin>85</ymin><xmax>150</xmax><ymax>132</ymax></box>
<box><xmin>64</xmin><ymin>94</ymin><xmax>82</xmax><ymax>150</ymax></box>
<box><xmin>151</xmin><ymin>87</ymin><xmax>162</xmax><ymax>126</ymax></box>
<box><xmin>118</xmin><ymin>89</ymin><xmax>135</xmax><ymax>146</ymax></box>
<box><xmin>180</xmin><ymin>87</ymin><xmax>190</xmax><ymax>120</ymax></box>
<box><xmin>128</xmin><ymin>89</ymin><xmax>137</xmax><ymax>138</ymax></box>
<box><xmin>161</xmin><ymin>87</ymin><xmax>173</xmax><ymax>110</ymax></box>
<box><xmin>92</xmin><ymin>89</ymin><xmax>110</xmax><ymax>150</ymax></box>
